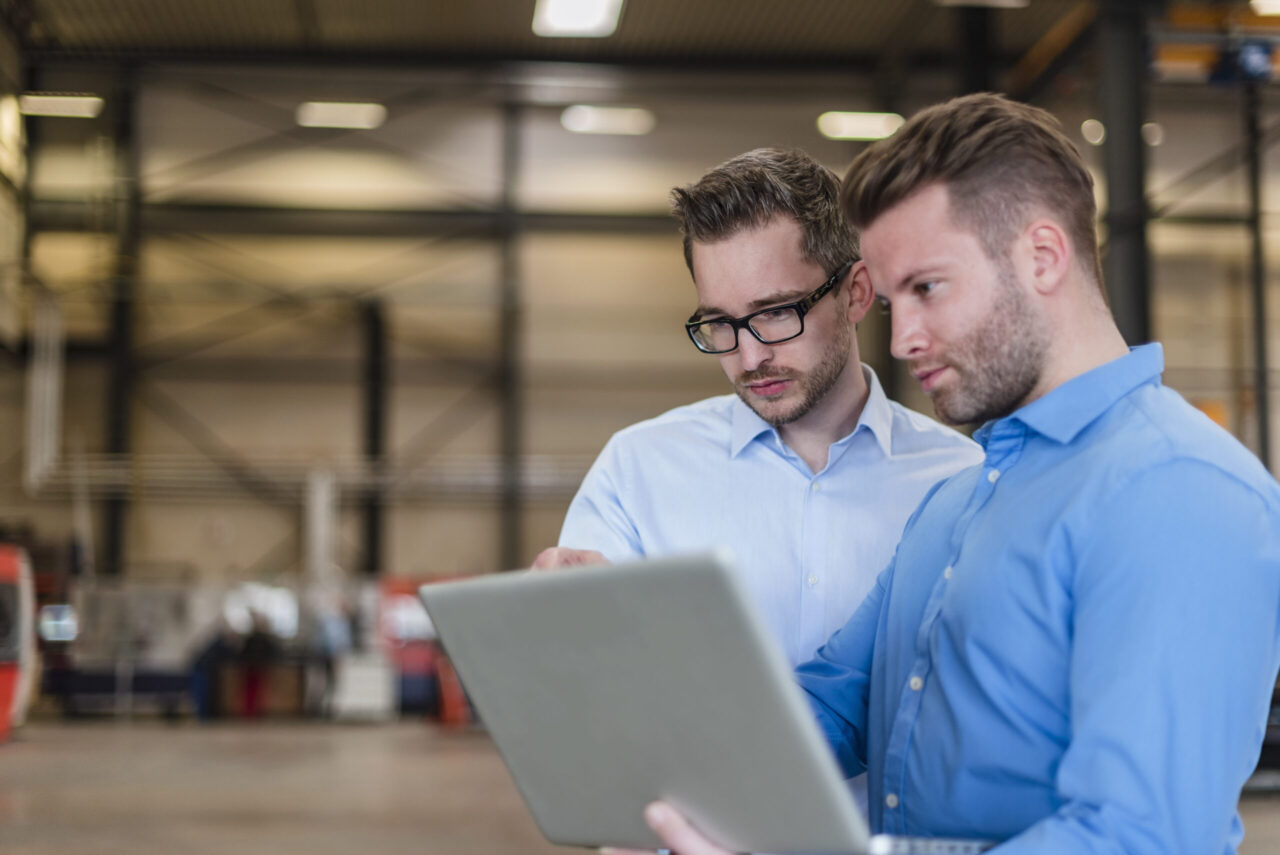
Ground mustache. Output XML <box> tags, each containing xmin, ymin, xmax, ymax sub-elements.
<box><xmin>737</xmin><ymin>368</ymin><xmax>796</xmax><ymax>384</ymax></box>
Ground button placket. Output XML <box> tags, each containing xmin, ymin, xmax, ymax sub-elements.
<box><xmin>797</xmin><ymin>469</ymin><xmax>823</xmax><ymax>657</ymax></box>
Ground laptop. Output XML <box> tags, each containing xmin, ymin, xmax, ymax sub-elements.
<box><xmin>418</xmin><ymin>551</ymin><xmax>993</xmax><ymax>854</ymax></box>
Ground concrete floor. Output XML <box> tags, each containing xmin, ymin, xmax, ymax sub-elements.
<box><xmin>2</xmin><ymin>720</ymin><xmax>569</xmax><ymax>855</ymax></box>
<box><xmin>3</xmin><ymin>720</ymin><xmax>1280</xmax><ymax>854</ymax></box>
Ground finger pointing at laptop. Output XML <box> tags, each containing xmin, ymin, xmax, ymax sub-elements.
<box><xmin>530</xmin><ymin>546</ymin><xmax>609</xmax><ymax>570</ymax></box>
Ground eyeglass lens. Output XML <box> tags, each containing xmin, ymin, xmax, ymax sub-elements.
<box><xmin>691</xmin><ymin>307</ymin><xmax>803</xmax><ymax>352</ymax></box>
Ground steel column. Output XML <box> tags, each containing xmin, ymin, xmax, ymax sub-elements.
<box><xmin>1098</xmin><ymin>0</ymin><xmax>1152</xmax><ymax>345</ymax></box>
<box><xmin>499</xmin><ymin>100</ymin><xmax>523</xmax><ymax>571</ymax></box>
<box><xmin>11</xmin><ymin>62</ymin><xmax>36</xmax><ymax>369</ymax></box>
<box><xmin>361</xmin><ymin>299</ymin><xmax>387</xmax><ymax>576</ymax></box>
<box><xmin>1245</xmin><ymin>82</ymin><xmax>1272</xmax><ymax>470</ymax></box>
<box><xmin>105</xmin><ymin>69</ymin><xmax>140</xmax><ymax>577</ymax></box>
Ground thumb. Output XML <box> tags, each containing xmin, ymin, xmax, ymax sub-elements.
<box><xmin>644</xmin><ymin>802</ymin><xmax>730</xmax><ymax>855</ymax></box>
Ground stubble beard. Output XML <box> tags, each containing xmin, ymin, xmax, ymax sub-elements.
<box><xmin>929</xmin><ymin>267</ymin><xmax>1049</xmax><ymax>426</ymax></box>
<box><xmin>734</xmin><ymin>317</ymin><xmax>853</xmax><ymax>428</ymax></box>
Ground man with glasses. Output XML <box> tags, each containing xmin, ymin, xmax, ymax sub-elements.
<box><xmin>534</xmin><ymin>148</ymin><xmax>980</xmax><ymax>675</ymax></box>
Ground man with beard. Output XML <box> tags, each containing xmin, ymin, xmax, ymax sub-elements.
<box><xmin>535</xmin><ymin>148</ymin><xmax>980</xmax><ymax>674</ymax></box>
<box><xmin>617</xmin><ymin>96</ymin><xmax>1280</xmax><ymax>855</ymax></box>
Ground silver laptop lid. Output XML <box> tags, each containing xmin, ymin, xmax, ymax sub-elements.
<box><xmin>419</xmin><ymin>550</ymin><xmax>872</xmax><ymax>853</ymax></box>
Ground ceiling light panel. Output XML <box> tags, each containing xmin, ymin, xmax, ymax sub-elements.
<box><xmin>296</xmin><ymin>101</ymin><xmax>387</xmax><ymax>130</ymax></box>
<box><xmin>19</xmin><ymin>93</ymin><xmax>104</xmax><ymax>118</ymax></box>
<box><xmin>816</xmin><ymin>111</ymin><xmax>904</xmax><ymax>141</ymax></box>
<box><xmin>533</xmin><ymin>0</ymin><xmax>625</xmax><ymax>37</ymax></box>
<box><xmin>933</xmin><ymin>0</ymin><xmax>1029</xmax><ymax>7</ymax></box>
<box><xmin>560</xmin><ymin>105</ymin><xmax>654</xmax><ymax>135</ymax></box>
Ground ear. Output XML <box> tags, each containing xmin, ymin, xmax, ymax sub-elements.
<box><xmin>845</xmin><ymin>261</ymin><xmax>875</xmax><ymax>324</ymax></box>
<box><xmin>1023</xmin><ymin>218</ymin><xmax>1071</xmax><ymax>296</ymax></box>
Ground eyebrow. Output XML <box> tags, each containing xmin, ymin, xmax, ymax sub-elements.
<box><xmin>890</xmin><ymin>266</ymin><xmax>940</xmax><ymax>292</ymax></box>
<box><xmin>691</xmin><ymin>289</ymin><xmax>810</xmax><ymax>321</ymax></box>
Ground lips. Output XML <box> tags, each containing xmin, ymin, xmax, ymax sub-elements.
<box><xmin>912</xmin><ymin>365</ymin><xmax>948</xmax><ymax>393</ymax></box>
<box><xmin>744</xmin><ymin>377</ymin><xmax>792</xmax><ymax>398</ymax></box>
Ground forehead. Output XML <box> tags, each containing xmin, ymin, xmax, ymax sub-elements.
<box><xmin>860</xmin><ymin>184</ymin><xmax>975</xmax><ymax>293</ymax></box>
<box><xmin>689</xmin><ymin>217</ymin><xmax>823</xmax><ymax>308</ymax></box>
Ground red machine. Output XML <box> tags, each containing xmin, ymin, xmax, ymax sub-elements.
<box><xmin>0</xmin><ymin>544</ymin><xmax>34</xmax><ymax>742</ymax></box>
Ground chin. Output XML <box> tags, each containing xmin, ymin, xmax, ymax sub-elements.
<box><xmin>931</xmin><ymin>407</ymin><xmax>964</xmax><ymax>427</ymax></box>
<box><xmin>747</xmin><ymin>400</ymin><xmax>796</xmax><ymax>428</ymax></box>
<box><xmin>929</xmin><ymin>396</ymin><xmax>971</xmax><ymax>427</ymax></box>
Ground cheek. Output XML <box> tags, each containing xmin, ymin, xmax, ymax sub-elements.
<box><xmin>716</xmin><ymin>353</ymin><xmax>740</xmax><ymax>380</ymax></box>
<box><xmin>776</xmin><ymin>336</ymin><xmax>824</xmax><ymax>370</ymax></box>
<box><xmin>939</xmin><ymin>294</ymin><xmax>994</xmax><ymax>343</ymax></box>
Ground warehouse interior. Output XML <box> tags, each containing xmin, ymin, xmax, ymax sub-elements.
<box><xmin>2</xmin><ymin>1</ymin><xmax>1280</xmax><ymax>853</ymax></box>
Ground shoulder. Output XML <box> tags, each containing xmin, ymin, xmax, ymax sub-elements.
<box><xmin>1068</xmin><ymin>399</ymin><xmax>1280</xmax><ymax>594</ymax></box>
<box><xmin>597</xmin><ymin>394</ymin><xmax>738</xmax><ymax>458</ymax></box>
<box><xmin>1093</xmin><ymin>383</ymin><xmax>1280</xmax><ymax>508</ymax></box>
<box><xmin>885</xmin><ymin>399</ymin><xmax>984</xmax><ymax>461</ymax></box>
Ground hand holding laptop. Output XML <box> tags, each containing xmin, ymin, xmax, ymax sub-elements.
<box><xmin>600</xmin><ymin>801</ymin><xmax>732</xmax><ymax>855</ymax></box>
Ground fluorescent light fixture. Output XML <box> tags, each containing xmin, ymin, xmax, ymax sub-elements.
<box><xmin>533</xmin><ymin>0</ymin><xmax>625</xmax><ymax>37</ymax></box>
<box><xmin>933</xmin><ymin>0</ymin><xmax>1029</xmax><ymax>7</ymax></box>
<box><xmin>1081</xmin><ymin>119</ymin><xmax>1106</xmax><ymax>146</ymax></box>
<box><xmin>296</xmin><ymin>101</ymin><xmax>386</xmax><ymax>130</ymax></box>
<box><xmin>18</xmin><ymin>93</ymin><xmax>103</xmax><ymax>118</ymax></box>
<box><xmin>1252</xmin><ymin>0</ymin><xmax>1280</xmax><ymax>15</ymax></box>
<box><xmin>816</xmin><ymin>111</ymin><xmax>905</xmax><ymax>141</ymax></box>
<box><xmin>561</xmin><ymin>105</ymin><xmax>654</xmax><ymax>135</ymax></box>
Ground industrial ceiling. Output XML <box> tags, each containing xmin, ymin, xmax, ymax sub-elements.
<box><xmin>5</xmin><ymin>0</ymin><xmax>1090</xmax><ymax>71</ymax></box>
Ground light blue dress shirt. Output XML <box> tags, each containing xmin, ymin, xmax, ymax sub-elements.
<box><xmin>798</xmin><ymin>344</ymin><xmax>1280</xmax><ymax>854</ymax></box>
<box><xmin>560</xmin><ymin>365</ymin><xmax>982</xmax><ymax>666</ymax></box>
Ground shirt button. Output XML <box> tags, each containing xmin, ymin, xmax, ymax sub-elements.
<box><xmin>987</xmin><ymin>469</ymin><xmax>1000</xmax><ymax>483</ymax></box>
<box><xmin>909</xmin><ymin>676</ymin><xmax>923</xmax><ymax>691</ymax></box>
<box><xmin>944</xmin><ymin>565</ymin><xmax>953</xmax><ymax>579</ymax></box>
<box><xmin>807</xmin><ymin>574</ymin><xmax>818</xmax><ymax>587</ymax></box>
<box><xmin>885</xmin><ymin>794</ymin><xmax>899</xmax><ymax>809</ymax></box>
<box><xmin>812</xmin><ymin>482</ymin><xmax>821</xmax><ymax>492</ymax></box>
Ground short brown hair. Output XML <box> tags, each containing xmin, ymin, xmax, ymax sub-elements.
<box><xmin>671</xmin><ymin>147</ymin><xmax>858</xmax><ymax>278</ymax></box>
<box><xmin>841</xmin><ymin>93</ymin><xmax>1102</xmax><ymax>287</ymax></box>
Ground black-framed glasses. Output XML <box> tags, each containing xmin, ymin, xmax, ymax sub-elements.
<box><xmin>685</xmin><ymin>260</ymin><xmax>854</xmax><ymax>355</ymax></box>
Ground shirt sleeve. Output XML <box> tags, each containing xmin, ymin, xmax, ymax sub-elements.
<box><xmin>995</xmin><ymin>459</ymin><xmax>1280</xmax><ymax>855</ymax></box>
<box><xmin>557</xmin><ymin>437</ymin><xmax>645</xmax><ymax>562</ymax></box>
<box><xmin>796</xmin><ymin>559</ymin><xmax>893</xmax><ymax>779</ymax></box>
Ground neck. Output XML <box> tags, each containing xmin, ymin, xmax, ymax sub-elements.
<box><xmin>777</xmin><ymin>358</ymin><xmax>870</xmax><ymax>473</ymax></box>
<box><xmin>1028</xmin><ymin>288</ymin><xmax>1130</xmax><ymax>405</ymax></box>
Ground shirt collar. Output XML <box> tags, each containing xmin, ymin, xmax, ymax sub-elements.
<box><xmin>858</xmin><ymin>364</ymin><xmax>896</xmax><ymax>458</ymax></box>
<box><xmin>974</xmin><ymin>343</ymin><xmax>1164</xmax><ymax>447</ymax></box>
<box><xmin>729</xmin><ymin>363</ymin><xmax>894</xmax><ymax>458</ymax></box>
<box><xmin>729</xmin><ymin>396</ymin><xmax>774</xmax><ymax>457</ymax></box>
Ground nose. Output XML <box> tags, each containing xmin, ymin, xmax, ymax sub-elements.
<box><xmin>889</xmin><ymin>305</ymin><xmax>928</xmax><ymax>362</ymax></box>
<box><xmin>735</xmin><ymin>329</ymin><xmax>773</xmax><ymax>372</ymax></box>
